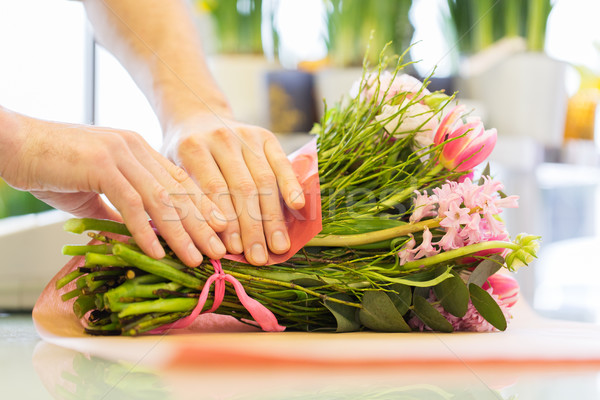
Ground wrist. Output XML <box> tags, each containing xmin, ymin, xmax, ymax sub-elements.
<box><xmin>0</xmin><ymin>106</ymin><xmax>25</xmax><ymax>182</ymax></box>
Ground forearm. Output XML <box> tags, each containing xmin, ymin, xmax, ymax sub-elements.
<box><xmin>82</xmin><ymin>0</ymin><xmax>233</xmax><ymax>133</ymax></box>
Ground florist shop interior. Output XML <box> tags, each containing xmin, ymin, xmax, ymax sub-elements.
<box><xmin>1</xmin><ymin>1</ymin><xmax>600</xmax><ymax>399</ymax></box>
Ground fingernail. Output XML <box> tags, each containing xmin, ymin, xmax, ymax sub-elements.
<box><xmin>271</xmin><ymin>230</ymin><xmax>289</xmax><ymax>253</ymax></box>
<box><xmin>229</xmin><ymin>232</ymin><xmax>244</xmax><ymax>254</ymax></box>
<box><xmin>152</xmin><ymin>241</ymin><xmax>165</xmax><ymax>259</ymax></box>
<box><xmin>211</xmin><ymin>209</ymin><xmax>226</xmax><ymax>223</ymax></box>
<box><xmin>188</xmin><ymin>242</ymin><xmax>203</xmax><ymax>265</ymax></box>
<box><xmin>209</xmin><ymin>235</ymin><xmax>226</xmax><ymax>256</ymax></box>
<box><xmin>251</xmin><ymin>243</ymin><xmax>267</xmax><ymax>264</ymax></box>
<box><xmin>290</xmin><ymin>190</ymin><xmax>305</xmax><ymax>207</ymax></box>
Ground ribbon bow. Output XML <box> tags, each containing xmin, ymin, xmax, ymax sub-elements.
<box><xmin>151</xmin><ymin>260</ymin><xmax>285</xmax><ymax>333</ymax></box>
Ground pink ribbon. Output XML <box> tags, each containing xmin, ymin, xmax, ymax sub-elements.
<box><xmin>150</xmin><ymin>260</ymin><xmax>285</xmax><ymax>333</ymax></box>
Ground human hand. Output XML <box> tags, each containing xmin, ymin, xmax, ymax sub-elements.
<box><xmin>0</xmin><ymin>109</ymin><xmax>227</xmax><ymax>266</ymax></box>
<box><xmin>163</xmin><ymin>113</ymin><xmax>306</xmax><ymax>265</ymax></box>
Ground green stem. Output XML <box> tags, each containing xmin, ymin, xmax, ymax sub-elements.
<box><xmin>56</xmin><ymin>269</ymin><xmax>85</xmax><ymax>290</ymax></box>
<box><xmin>63</xmin><ymin>218</ymin><xmax>131</xmax><ymax>236</ymax></box>
<box><xmin>117</xmin><ymin>298</ymin><xmax>199</xmax><ymax>318</ymax></box>
<box><xmin>307</xmin><ymin>218</ymin><xmax>441</xmax><ymax>247</ymax></box>
<box><xmin>62</xmin><ymin>244</ymin><xmax>110</xmax><ymax>256</ymax></box>
<box><xmin>370</xmin><ymin>164</ymin><xmax>445</xmax><ymax>212</ymax></box>
<box><xmin>85</xmin><ymin>254</ymin><xmax>130</xmax><ymax>267</ymax></box>
<box><xmin>124</xmin><ymin>312</ymin><xmax>191</xmax><ymax>336</ymax></box>
<box><xmin>112</xmin><ymin>244</ymin><xmax>203</xmax><ymax>289</ymax></box>
<box><xmin>225</xmin><ymin>270</ymin><xmax>362</xmax><ymax>309</ymax></box>
<box><xmin>401</xmin><ymin>240</ymin><xmax>518</xmax><ymax>270</ymax></box>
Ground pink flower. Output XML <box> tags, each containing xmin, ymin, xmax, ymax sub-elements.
<box><xmin>440</xmin><ymin>202</ymin><xmax>472</xmax><ymax>230</ymax></box>
<box><xmin>412</xmin><ymin>227</ymin><xmax>439</xmax><ymax>259</ymax></box>
<box><xmin>398</xmin><ymin>234</ymin><xmax>417</xmax><ymax>265</ymax></box>
<box><xmin>434</xmin><ymin>106</ymin><xmax>497</xmax><ymax>172</ymax></box>
<box><xmin>437</xmin><ymin>226</ymin><xmax>464</xmax><ymax>250</ymax></box>
<box><xmin>408</xmin><ymin>288</ymin><xmax>512</xmax><ymax>332</ymax></box>
<box><xmin>483</xmin><ymin>273</ymin><xmax>519</xmax><ymax>307</ymax></box>
<box><xmin>409</xmin><ymin>190</ymin><xmax>437</xmax><ymax>223</ymax></box>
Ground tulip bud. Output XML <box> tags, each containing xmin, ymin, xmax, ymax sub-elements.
<box><xmin>434</xmin><ymin>106</ymin><xmax>497</xmax><ymax>172</ymax></box>
<box><xmin>483</xmin><ymin>273</ymin><xmax>519</xmax><ymax>307</ymax></box>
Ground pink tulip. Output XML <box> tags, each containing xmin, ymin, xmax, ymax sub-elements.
<box><xmin>483</xmin><ymin>273</ymin><xmax>519</xmax><ymax>307</ymax></box>
<box><xmin>434</xmin><ymin>106</ymin><xmax>497</xmax><ymax>172</ymax></box>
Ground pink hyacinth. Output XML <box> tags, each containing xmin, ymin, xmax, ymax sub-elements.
<box><xmin>400</xmin><ymin>176</ymin><xmax>519</xmax><ymax>264</ymax></box>
<box><xmin>434</xmin><ymin>105</ymin><xmax>497</xmax><ymax>172</ymax></box>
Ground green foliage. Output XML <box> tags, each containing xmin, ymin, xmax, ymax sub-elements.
<box><xmin>433</xmin><ymin>272</ymin><xmax>469</xmax><ymax>318</ymax></box>
<box><xmin>446</xmin><ymin>0</ymin><xmax>553</xmax><ymax>54</ymax></box>
<box><xmin>412</xmin><ymin>295</ymin><xmax>454</xmax><ymax>333</ymax></box>
<box><xmin>469</xmin><ymin>283</ymin><xmax>507</xmax><ymax>331</ymax></box>
<box><xmin>358</xmin><ymin>291</ymin><xmax>411</xmax><ymax>332</ymax></box>
<box><xmin>200</xmin><ymin>0</ymin><xmax>264</xmax><ymax>54</ymax></box>
<box><xmin>325</xmin><ymin>0</ymin><xmax>414</xmax><ymax>67</ymax></box>
<box><xmin>0</xmin><ymin>179</ymin><xmax>53</xmax><ymax>219</ymax></box>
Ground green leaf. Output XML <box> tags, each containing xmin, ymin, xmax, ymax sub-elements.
<box><xmin>469</xmin><ymin>284</ymin><xmax>507</xmax><ymax>331</ymax></box>
<box><xmin>433</xmin><ymin>273</ymin><xmax>469</xmax><ymax>318</ymax></box>
<box><xmin>468</xmin><ymin>254</ymin><xmax>505</xmax><ymax>287</ymax></box>
<box><xmin>387</xmin><ymin>283</ymin><xmax>412</xmax><ymax>315</ymax></box>
<box><xmin>412</xmin><ymin>295</ymin><xmax>454</xmax><ymax>333</ymax></box>
<box><xmin>324</xmin><ymin>294</ymin><xmax>361</xmax><ymax>333</ymax></box>
<box><xmin>358</xmin><ymin>291</ymin><xmax>411</xmax><ymax>332</ymax></box>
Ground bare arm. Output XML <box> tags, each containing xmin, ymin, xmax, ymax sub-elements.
<box><xmin>82</xmin><ymin>0</ymin><xmax>305</xmax><ymax>265</ymax></box>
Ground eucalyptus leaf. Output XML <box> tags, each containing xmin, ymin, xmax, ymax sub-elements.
<box><xmin>324</xmin><ymin>294</ymin><xmax>361</xmax><ymax>333</ymax></box>
<box><xmin>468</xmin><ymin>254</ymin><xmax>504</xmax><ymax>287</ymax></box>
<box><xmin>387</xmin><ymin>283</ymin><xmax>412</xmax><ymax>315</ymax></box>
<box><xmin>433</xmin><ymin>273</ymin><xmax>469</xmax><ymax>318</ymax></box>
<box><xmin>469</xmin><ymin>284</ymin><xmax>507</xmax><ymax>331</ymax></box>
<box><xmin>359</xmin><ymin>291</ymin><xmax>411</xmax><ymax>332</ymax></box>
<box><xmin>412</xmin><ymin>295</ymin><xmax>454</xmax><ymax>333</ymax></box>
<box><xmin>413</xmin><ymin>286</ymin><xmax>431</xmax><ymax>302</ymax></box>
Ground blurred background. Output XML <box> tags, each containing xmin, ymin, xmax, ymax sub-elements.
<box><xmin>0</xmin><ymin>0</ymin><xmax>599</xmax><ymax>324</ymax></box>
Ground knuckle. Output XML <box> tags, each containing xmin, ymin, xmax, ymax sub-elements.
<box><xmin>204</xmin><ymin>178</ymin><xmax>229</xmax><ymax>196</ymax></box>
<box><xmin>262</xmin><ymin>211</ymin><xmax>283</xmax><ymax>222</ymax></box>
<box><xmin>233</xmin><ymin>180</ymin><xmax>258</xmax><ymax>197</ymax></box>
<box><xmin>212</xmin><ymin>127</ymin><xmax>239</xmax><ymax>148</ymax></box>
<box><xmin>255</xmin><ymin>172</ymin><xmax>277</xmax><ymax>188</ymax></box>
<box><xmin>122</xmin><ymin>189</ymin><xmax>143</xmax><ymax>210</ymax></box>
<box><xmin>171</xmin><ymin>165</ymin><xmax>190</xmax><ymax>183</ymax></box>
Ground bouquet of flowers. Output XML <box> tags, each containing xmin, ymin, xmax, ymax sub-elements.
<box><xmin>56</xmin><ymin>48</ymin><xmax>539</xmax><ymax>335</ymax></box>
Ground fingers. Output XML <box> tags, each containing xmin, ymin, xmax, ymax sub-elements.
<box><xmin>101</xmin><ymin>172</ymin><xmax>167</xmax><ymax>261</ymax></box>
<box><xmin>264</xmin><ymin>137</ymin><xmax>305</xmax><ymax>209</ymax></box>
<box><xmin>115</xmin><ymin>140</ymin><xmax>227</xmax><ymax>266</ymax></box>
<box><xmin>242</xmin><ymin>145</ymin><xmax>291</xmax><ymax>256</ymax></box>
<box><xmin>211</xmin><ymin>145</ymin><xmax>271</xmax><ymax>265</ymax></box>
<box><xmin>149</xmin><ymin>147</ymin><xmax>227</xmax><ymax>233</ymax></box>
<box><xmin>180</xmin><ymin>143</ymin><xmax>244</xmax><ymax>256</ymax></box>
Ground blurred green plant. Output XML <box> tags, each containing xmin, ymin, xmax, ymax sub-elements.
<box><xmin>0</xmin><ymin>179</ymin><xmax>53</xmax><ymax>219</ymax></box>
<box><xmin>324</xmin><ymin>0</ymin><xmax>414</xmax><ymax>67</ymax></box>
<box><xmin>445</xmin><ymin>0</ymin><xmax>553</xmax><ymax>54</ymax></box>
<box><xmin>198</xmin><ymin>0</ymin><xmax>264</xmax><ymax>54</ymax></box>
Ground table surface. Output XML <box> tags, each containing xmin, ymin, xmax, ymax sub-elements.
<box><xmin>3</xmin><ymin>312</ymin><xmax>600</xmax><ymax>400</ymax></box>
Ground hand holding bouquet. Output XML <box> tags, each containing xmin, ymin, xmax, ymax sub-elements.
<box><xmin>56</xmin><ymin>48</ymin><xmax>539</xmax><ymax>335</ymax></box>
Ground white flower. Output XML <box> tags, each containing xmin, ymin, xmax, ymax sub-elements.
<box><xmin>374</xmin><ymin>100</ymin><xmax>438</xmax><ymax>149</ymax></box>
<box><xmin>351</xmin><ymin>72</ymin><xmax>430</xmax><ymax>104</ymax></box>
